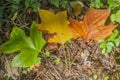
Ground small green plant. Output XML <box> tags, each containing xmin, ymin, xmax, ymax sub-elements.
<box><xmin>110</xmin><ymin>10</ymin><xmax>120</xmax><ymax>22</ymax></box>
<box><xmin>93</xmin><ymin>74</ymin><xmax>98</xmax><ymax>79</ymax></box>
<box><xmin>90</xmin><ymin>0</ymin><xmax>103</xmax><ymax>9</ymax></box>
<box><xmin>25</xmin><ymin>0</ymin><xmax>41</xmax><ymax>12</ymax></box>
<box><xmin>11</xmin><ymin>0</ymin><xmax>21</xmax><ymax>12</ymax></box>
<box><xmin>10</xmin><ymin>0</ymin><xmax>41</xmax><ymax>12</ymax></box>
<box><xmin>54</xmin><ymin>58</ymin><xmax>60</xmax><ymax>65</ymax></box>
<box><xmin>66</xmin><ymin>39</ymin><xmax>72</xmax><ymax>44</ymax></box>
<box><xmin>0</xmin><ymin>21</ymin><xmax>46</xmax><ymax>67</ymax></box>
<box><xmin>22</xmin><ymin>68</ymin><xmax>31</xmax><ymax>74</ymax></box>
<box><xmin>99</xmin><ymin>29</ymin><xmax>120</xmax><ymax>54</ymax></box>
<box><xmin>104</xmin><ymin>76</ymin><xmax>109</xmax><ymax>80</ymax></box>
<box><xmin>107</xmin><ymin>0</ymin><xmax>120</xmax><ymax>22</ymax></box>
<box><xmin>107</xmin><ymin>0</ymin><xmax>120</xmax><ymax>9</ymax></box>
<box><xmin>44</xmin><ymin>50</ymin><xmax>51</xmax><ymax>57</ymax></box>
<box><xmin>50</xmin><ymin>0</ymin><xmax>68</xmax><ymax>9</ymax></box>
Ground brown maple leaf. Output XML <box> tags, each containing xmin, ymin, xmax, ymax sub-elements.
<box><xmin>69</xmin><ymin>8</ymin><xmax>117</xmax><ymax>41</ymax></box>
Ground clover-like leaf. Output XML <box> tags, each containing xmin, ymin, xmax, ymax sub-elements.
<box><xmin>110</xmin><ymin>10</ymin><xmax>120</xmax><ymax>22</ymax></box>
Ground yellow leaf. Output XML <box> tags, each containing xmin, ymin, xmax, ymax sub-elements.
<box><xmin>38</xmin><ymin>9</ymin><xmax>72</xmax><ymax>44</ymax></box>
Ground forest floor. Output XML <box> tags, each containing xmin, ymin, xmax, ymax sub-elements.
<box><xmin>0</xmin><ymin>0</ymin><xmax>120</xmax><ymax>80</ymax></box>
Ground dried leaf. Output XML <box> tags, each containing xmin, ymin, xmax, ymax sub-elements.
<box><xmin>38</xmin><ymin>9</ymin><xmax>72</xmax><ymax>44</ymax></box>
<box><xmin>69</xmin><ymin>8</ymin><xmax>117</xmax><ymax>41</ymax></box>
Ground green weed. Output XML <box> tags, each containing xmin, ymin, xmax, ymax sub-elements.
<box><xmin>54</xmin><ymin>58</ymin><xmax>60</xmax><ymax>65</ymax></box>
<box><xmin>50</xmin><ymin>0</ymin><xmax>68</xmax><ymax>9</ymax></box>
<box><xmin>90</xmin><ymin>0</ymin><xmax>103</xmax><ymax>8</ymax></box>
<box><xmin>99</xmin><ymin>29</ymin><xmax>120</xmax><ymax>54</ymax></box>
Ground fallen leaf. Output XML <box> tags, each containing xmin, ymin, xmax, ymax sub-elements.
<box><xmin>38</xmin><ymin>9</ymin><xmax>72</xmax><ymax>44</ymax></box>
<box><xmin>0</xmin><ymin>22</ymin><xmax>46</xmax><ymax>67</ymax></box>
<box><xmin>69</xmin><ymin>8</ymin><xmax>117</xmax><ymax>41</ymax></box>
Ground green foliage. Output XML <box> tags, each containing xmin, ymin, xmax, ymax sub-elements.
<box><xmin>11</xmin><ymin>0</ymin><xmax>21</xmax><ymax>12</ymax></box>
<box><xmin>44</xmin><ymin>50</ymin><xmax>51</xmax><ymax>57</ymax></box>
<box><xmin>22</xmin><ymin>68</ymin><xmax>31</xmax><ymax>74</ymax></box>
<box><xmin>66</xmin><ymin>39</ymin><xmax>72</xmax><ymax>44</ymax></box>
<box><xmin>60</xmin><ymin>1</ymin><xmax>68</xmax><ymax>9</ymax></box>
<box><xmin>13</xmin><ymin>0</ymin><xmax>21</xmax><ymax>4</ymax></box>
<box><xmin>110</xmin><ymin>10</ymin><xmax>120</xmax><ymax>22</ymax></box>
<box><xmin>11</xmin><ymin>5</ymin><xmax>19</xmax><ymax>13</ymax></box>
<box><xmin>104</xmin><ymin>76</ymin><xmax>109</xmax><ymax>80</ymax></box>
<box><xmin>99</xmin><ymin>29</ymin><xmax>120</xmax><ymax>54</ymax></box>
<box><xmin>107</xmin><ymin>0</ymin><xmax>120</xmax><ymax>22</ymax></box>
<box><xmin>0</xmin><ymin>21</ymin><xmax>46</xmax><ymax>67</ymax></box>
<box><xmin>90</xmin><ymin>0</ymin><xmax>103</xmax><ymax>8</ymax></box>
<box><xmin>10</xmin><ymin>0</ymin><xmax>41</xmax><ymax>12</ymax></box>
<box><xmin>107</xmin><ymin>0</ymin><xmax>120</xmax><ymax>9</ymax></box>
<box><xmin>54</xmin><ymin>58</ymin><xmax>60</xmax><ymax>65</ymax></box>
<box><xmin>50</xmin><ymin>0</ymin><xmax>61</xmax><ymax>7</ymax></box>
<box><xmin>25</xmin><ymin>0</ymin><xmax>41</xmax><ymax>12</ymax></box>
<box><xmin>93</xmin><ymin>74</ymin><xmax>98</xmax><ymax>79</ymax></box>
<box><xmin>50</xmin><ymin>0</ymin><xmax>68</xmax><ymax>9</ymax></box>
<box><xmin>30</xmin><ymin>21</ymin><xmax>46</xmax><ymax>51</ymax></box>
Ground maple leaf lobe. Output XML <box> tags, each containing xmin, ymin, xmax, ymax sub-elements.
<box><xmin>38</xmin><ymin>9</ymin><xmax>72</xmax><ymax>44</ymax></box>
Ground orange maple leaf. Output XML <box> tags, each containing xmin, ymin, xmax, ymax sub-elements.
<box><xmin>69</xmin><ymin>8</ymin><xmax>117</xmax><ymax>41</ymax></box>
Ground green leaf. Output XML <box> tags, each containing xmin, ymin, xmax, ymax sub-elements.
<box><xmin>60</xmin><ymin>1</ymin><xmax>68</xmax><ymax>9</ymax></box>
<box><xmin>25</xmin><ymin>0</ymin><xmax>31</xmax><ymax>8</ymax></box>
<box><xmin>98</xmin><ymin>39</ymin><xmax>105</xmax><ymax>43</ymax></box>
<box><xmin>107</xmin><ymin>29</ymin><xmax>119</xmax><ymax>41</ymax></box>
<box><xmin>12</xmin><ymin>48</ymin><xmax>39</xmax><ymax>67</ymax></box>
<box><xmin>0</xmin><ymin>22</ymin><xmax>46</xmax><ymax>67</ymax></box>
<box><xmin>90</xmin><ymin>0</ymin><xmax>103</xmax><ymax>9</ymax></box>
<box><xmin>106</xmin><ymin>46</ymin><xmax>112</xmax><ymax>53</ymax></box>
<box><xmin>50</xmin><ymin>0</ymin><xmax>61</xmax><ymax>7</ymax></box>
<box><xmin>107</xmin><ymin>0</ymin><xmax>120</xmax><ymax>9</ymax></box>
<box><xmin>110</xmin><ymin>10</ymin><xmax>120</xmax><ymax>22</ymax></box>
<box><xmin>44</xmin><ymin>50</ymin><xmax>50</xmax><ymax>57</ymax></box>
<box><xmin>66</xmin><ymin>38</ymin><xmax>72</xmax><ymax>44</ymax></box>
<box><xmin>115</xmin><ymin>10</ymin><xmax>120</xmax><ymax>22</ymax></box>
<box><xmin>13</xmin><ymin>0</ymin><xmax>21</xmax><ymax>4</ymax></box>
<box><xmin>100</xmin><ymin>42</ymin><xmax>106</xmax><ymax>49</ymax></box>
<box><xmin>0</xmin><ymin>27</ymin><xmax>34</xmax><ymax>54</ymax></box>
<box><xmin>11</xmin><ymin>5</ymin><xmax>19</xmax><ymax>12</ymax></box>
<box><xmin>110</xmin><ymin>14</ymin><xmax>116</xmax><ymax>22</ymax></box>
<box><xmin>93</xmin><ymin>74</ymin><xmax>98</xmax><ymax>79</ymax></box>
<box><xmin>54</xmin><ymin>58</ymin><xmax>60</xmax><ymax>65</ymax></box>
<box><xmin>114</xmin><ymin>37</ymin><xmax>120</xmax><ymax>47</ymax></box>
<box><xmin>31</xmin><ymin>2</ymin><xmax>41</xmax><ymax>12</ymax></box>
<box><xmin>106</xmin><ymin>42</ymin><xmax>115</xmax><ymax>47</ymax></box>
<box><xmin>104</xmin><ymin>76</ymin><xmax>109</xmax><ymax>80</ymax></box>
<box><xmin>30</xmin><ymin>21</ymin><xmax>46</xmax><ymax>51</ymax></box>
<box><xmin>106</xmin><ymin>42</ymin><xmax>115</xmax><ymax>53</ymax></box>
